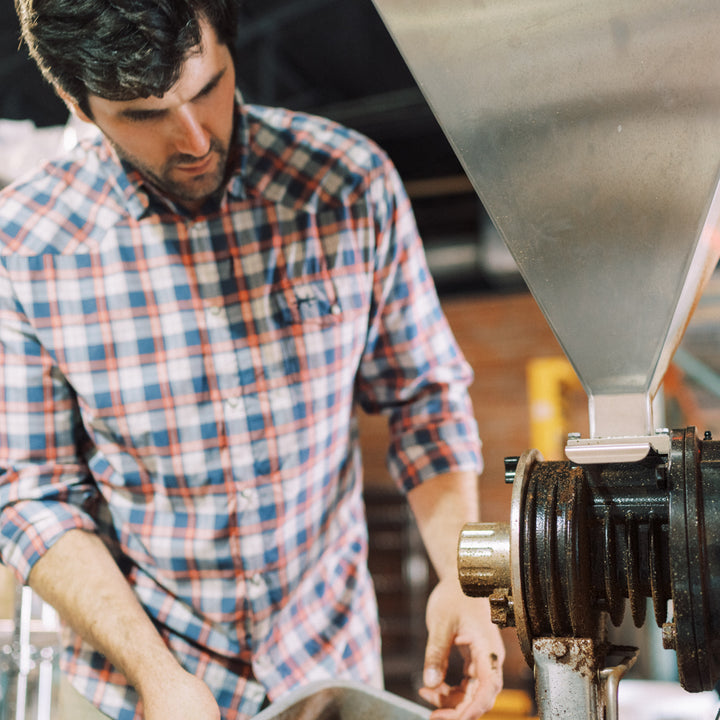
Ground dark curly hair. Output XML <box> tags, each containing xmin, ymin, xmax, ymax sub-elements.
<box><xmin>14</xmin><ymin>0</ymin><xmax>238</xmax><ymax>116</ymax></box>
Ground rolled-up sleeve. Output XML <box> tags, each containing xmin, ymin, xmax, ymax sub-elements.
<box><xmin>0</xmin><ymin>261</ymin><xmax>98</xmax><ymax>582</ymax></box>
<box><xmin>356</xmin><ymin>158</ymin><xmax>482</xmax><ymax>493</ymax></box>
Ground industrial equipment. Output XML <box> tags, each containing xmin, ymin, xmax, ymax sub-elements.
<box><xmin>371</xmin><ymin>1</ymin><xmax>720</xmax><ymax>717</ymax></box>
<box><xmin>1</xmin><ymin>584</ymin><xmax>58</xmax><ymax>720</ymax></box>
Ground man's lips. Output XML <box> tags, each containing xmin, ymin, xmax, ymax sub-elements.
<box><xmin>175</xmin><ymin>153</ymin><xmax>215</xmax><ymax>174</ymax></box>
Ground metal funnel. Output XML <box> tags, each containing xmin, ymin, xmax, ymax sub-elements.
<box><xmin>372</xmin><ymin>0</ymin><xmax>720</xmax><ymax>445</ymax></box>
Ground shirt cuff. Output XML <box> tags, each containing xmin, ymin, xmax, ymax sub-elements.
<box><xmin>0</xmin><ymin>500</ymin><xmax>98</xmax><ymax>582</ymax></box>
<box><xmin>388</xmin><ymin>416</ymin><xmax>483</xmax><ymax>494</ymax></box>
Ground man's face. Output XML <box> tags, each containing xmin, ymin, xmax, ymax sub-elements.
<box><xmin>80</xmin><ymin>19</ymin><xmax>236</xmax><ymax>212</ymax></box>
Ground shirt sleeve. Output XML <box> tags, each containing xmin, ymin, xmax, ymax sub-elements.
<box><xmin>355</xmin><ymin>156</ymin><xmax>483</xmax><ymax>493</ymax></box>
<box><xmin>0</xmin><ymin>260</ymin><xmax>98</xmax><ymax>582</ymax></box>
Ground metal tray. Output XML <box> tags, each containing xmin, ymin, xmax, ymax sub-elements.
<box><xmin>253</xmin><ymin>680</ymin><xmax>431</xmax><ymax>720</ymax></box>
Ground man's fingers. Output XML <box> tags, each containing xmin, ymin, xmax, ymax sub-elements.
<box><xmin>420</xmin><ymin>645</ymin><xmax>504</xmax><ymax>720</ymax></box>
<box><xmin>423</xmin><ymin>620</ymin><xmax>454</xmax><ymax>688</ymax></box>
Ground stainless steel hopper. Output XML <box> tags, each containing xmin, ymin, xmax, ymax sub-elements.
<box><xmin>371</xmin><ymin>0</ymin><xmax>720</xmax><ymax>457</ymax></box>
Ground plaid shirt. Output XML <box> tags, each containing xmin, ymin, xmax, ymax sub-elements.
<box><xmin>0</xmin><ymin>102</ymin><xmax>481</xmax><ymax>720</ymax></box>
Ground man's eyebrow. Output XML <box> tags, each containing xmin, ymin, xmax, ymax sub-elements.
<box><xmin>118</xmin><ymin>67</ymin><xmax>228</xmax><ymax>120</ymax></box>
<box><xmin>119</xmin><ymin>106</ymin><xmax>167</xmax><ymax>121</ymax></box>
<box><xmin>193</xmin><ymin>67</ymin><xmax>226</xmax><ymax>100</ymax></box>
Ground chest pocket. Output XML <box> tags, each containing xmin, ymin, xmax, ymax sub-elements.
<box><xmin>263</xmin><ymin>280</ymin><xmax>345</xmax><ymax>385</ymax></box>
<box><xmin>273</xmin><ymin>281</ymin><xmax>341</xmax><ymax>327</ymax></box>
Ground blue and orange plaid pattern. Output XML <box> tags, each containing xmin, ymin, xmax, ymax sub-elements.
<box><xmin>0</xmin><ymin>102</ymin><xmax>481</xmax><ymax>719</ymax></box>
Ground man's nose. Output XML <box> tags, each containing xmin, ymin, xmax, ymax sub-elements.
<box><xmin>175</xmin><ymin>106</ymin><xmax>211</xmax><ymax>157</ymax></box>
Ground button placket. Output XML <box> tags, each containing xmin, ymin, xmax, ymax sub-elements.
<box><xmin>247</xmin><ymin>572</ymin><xmax>273</xmax><ymax>654</ymax></box>
<box><xmin>188</xmin><ymin>221</ymin><xmax>243</xmax><ymax>394</ymax></box>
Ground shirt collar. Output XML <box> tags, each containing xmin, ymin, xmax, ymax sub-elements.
<box><xmin>226</xmin><ymin>91</ymin><xmax>249</xmax><ymax>203</ymax></box>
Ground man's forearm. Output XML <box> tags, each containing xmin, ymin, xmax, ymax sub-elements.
<box><xmin>28</xmin><ymin>529</ymin><xmax>221</xmax><ymax>719</ymax></box>
<box><xmin>407</xmin><ymin>470</ymin><xmax>479</xmax><ymax>580</ymax></box>
<box><xmin>27</xmin><ymin>529</ymin><xmax>182</xmax><ymax>697</ymax></box>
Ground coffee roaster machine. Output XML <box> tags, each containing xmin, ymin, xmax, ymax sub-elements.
<box><xmin>372</xmin><ymin>1</ymin><xmax>720</xmax><ymax>717</ymax></box>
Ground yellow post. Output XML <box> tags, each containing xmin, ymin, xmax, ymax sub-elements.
<box><xmin>526</xmin><ymin>357</ymin><xmax>583</xmax><ymax>460</ymax></box>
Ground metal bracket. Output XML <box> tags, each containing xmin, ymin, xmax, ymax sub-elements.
<box><xmin>533</xmin><ymin>638</ymin><xmax>638</xmax><ymax>720</ymax></box>
<box><xmin>565</xmin><ymin>433</ymin><xmax>671</xmax><ymax>464</ymax></box>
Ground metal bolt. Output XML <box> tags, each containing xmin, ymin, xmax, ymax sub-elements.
<box><xmin>662</xmin><ymin>622</ymin><xmax>677</xmax><ymax>650</ymax></box>
<box><xmin>489</xmin><ymin>589</ymin><xmax>514</xmax><ymax>627</ymax></box>
<box><xmin>504</xmin><ymin>456</ymin><xmax>519</xmax><ymax>484</ymax></box>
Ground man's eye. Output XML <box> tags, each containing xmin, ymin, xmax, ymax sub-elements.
<box><xmin>196</xmin><ymin>80</ymin><xmax>219</xmax><ymax>100</ymax></box>
<box><xmin>124</xmin><ymin>111</ymin><xmax>165</xmax><ymax>122</ymax></box>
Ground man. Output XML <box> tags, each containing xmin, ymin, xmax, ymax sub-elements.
<box><xmin>0</xmin><ymin>2</ymin><xmax>504</xmax><ymax>719</ymax></box>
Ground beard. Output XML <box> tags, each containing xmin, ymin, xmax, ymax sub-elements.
<box><xmin>111</xmin><ymin>135</ymin><xmax>230</xmax><ymax>209</ymax></box>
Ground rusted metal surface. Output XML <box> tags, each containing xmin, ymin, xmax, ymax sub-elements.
<box><xmin>520</xmin><ymin>460</ymin><xmax>595</xmax><ymax>648</ymax></box>
<box><xmin>534</xmin><ymin>638</ymin><xmax>600</xmax><ymax>681</ymax></box>
<box><xmin>532</xmin><ymin>638</ymin><xmax>600</xmax><ymax>719</ymax></box>
<box><xmin>533</xmin><ymin>639</ymin><xmax>638</xmax><ymax>720</ymax></box>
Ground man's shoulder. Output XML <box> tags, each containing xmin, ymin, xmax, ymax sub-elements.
<box><xmin>244</xmin><ymin>104</ymin><xmax>393</xmax><ymax>206</ymax></box>
<box><xmin>0</xmin><ymin>139</ymin><xmax>126</xmax><ymax>256</ymax></box>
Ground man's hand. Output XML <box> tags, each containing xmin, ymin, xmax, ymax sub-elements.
<box><xmin>406</xmin><ymin>472</ymin><xmax>505</xmax><ymax>718</ymax></box>
<box><xmin>419</xmin><ymin>578</ymin><xmax>504</xmax><ymax>719</ymax></box>
<box><xmin>139</xmin><ymin>666</ymin><xmax>221</xmax><ymax>720</ymax></box>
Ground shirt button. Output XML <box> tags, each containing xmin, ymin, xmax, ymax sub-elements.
<box><xmin>238</xmin><ymin>488</ymin><xmax>258</xmax><ymax>511</ymax></box>
<box><xmin>248</xmin><ymin>573</ymin><xmax>267</xmax><ymax>600</ymax></box>
<box><xmin>330</xmin><ymin>303</ymin><xmax>341</xmax><ymax>315</ymax></box>
<box><xmin>207</xmin><ymin>306</ymin><xmax>226</xmax><ymax>325</ymax></box>
<box><xmin>225</xmin><ymin>396</ymin><xmax>240</xmax><ymax>409</ymax></box>
<box><xmin>244</xmin><ymin>682</ymin><xmax>267</xmax><ymax>706</ymax></box>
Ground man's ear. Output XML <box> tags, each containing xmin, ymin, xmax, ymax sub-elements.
<box><xmin>55</xmin><ymin>86</ymin><xmax>94</xmax><ymax>124</ymax></box>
